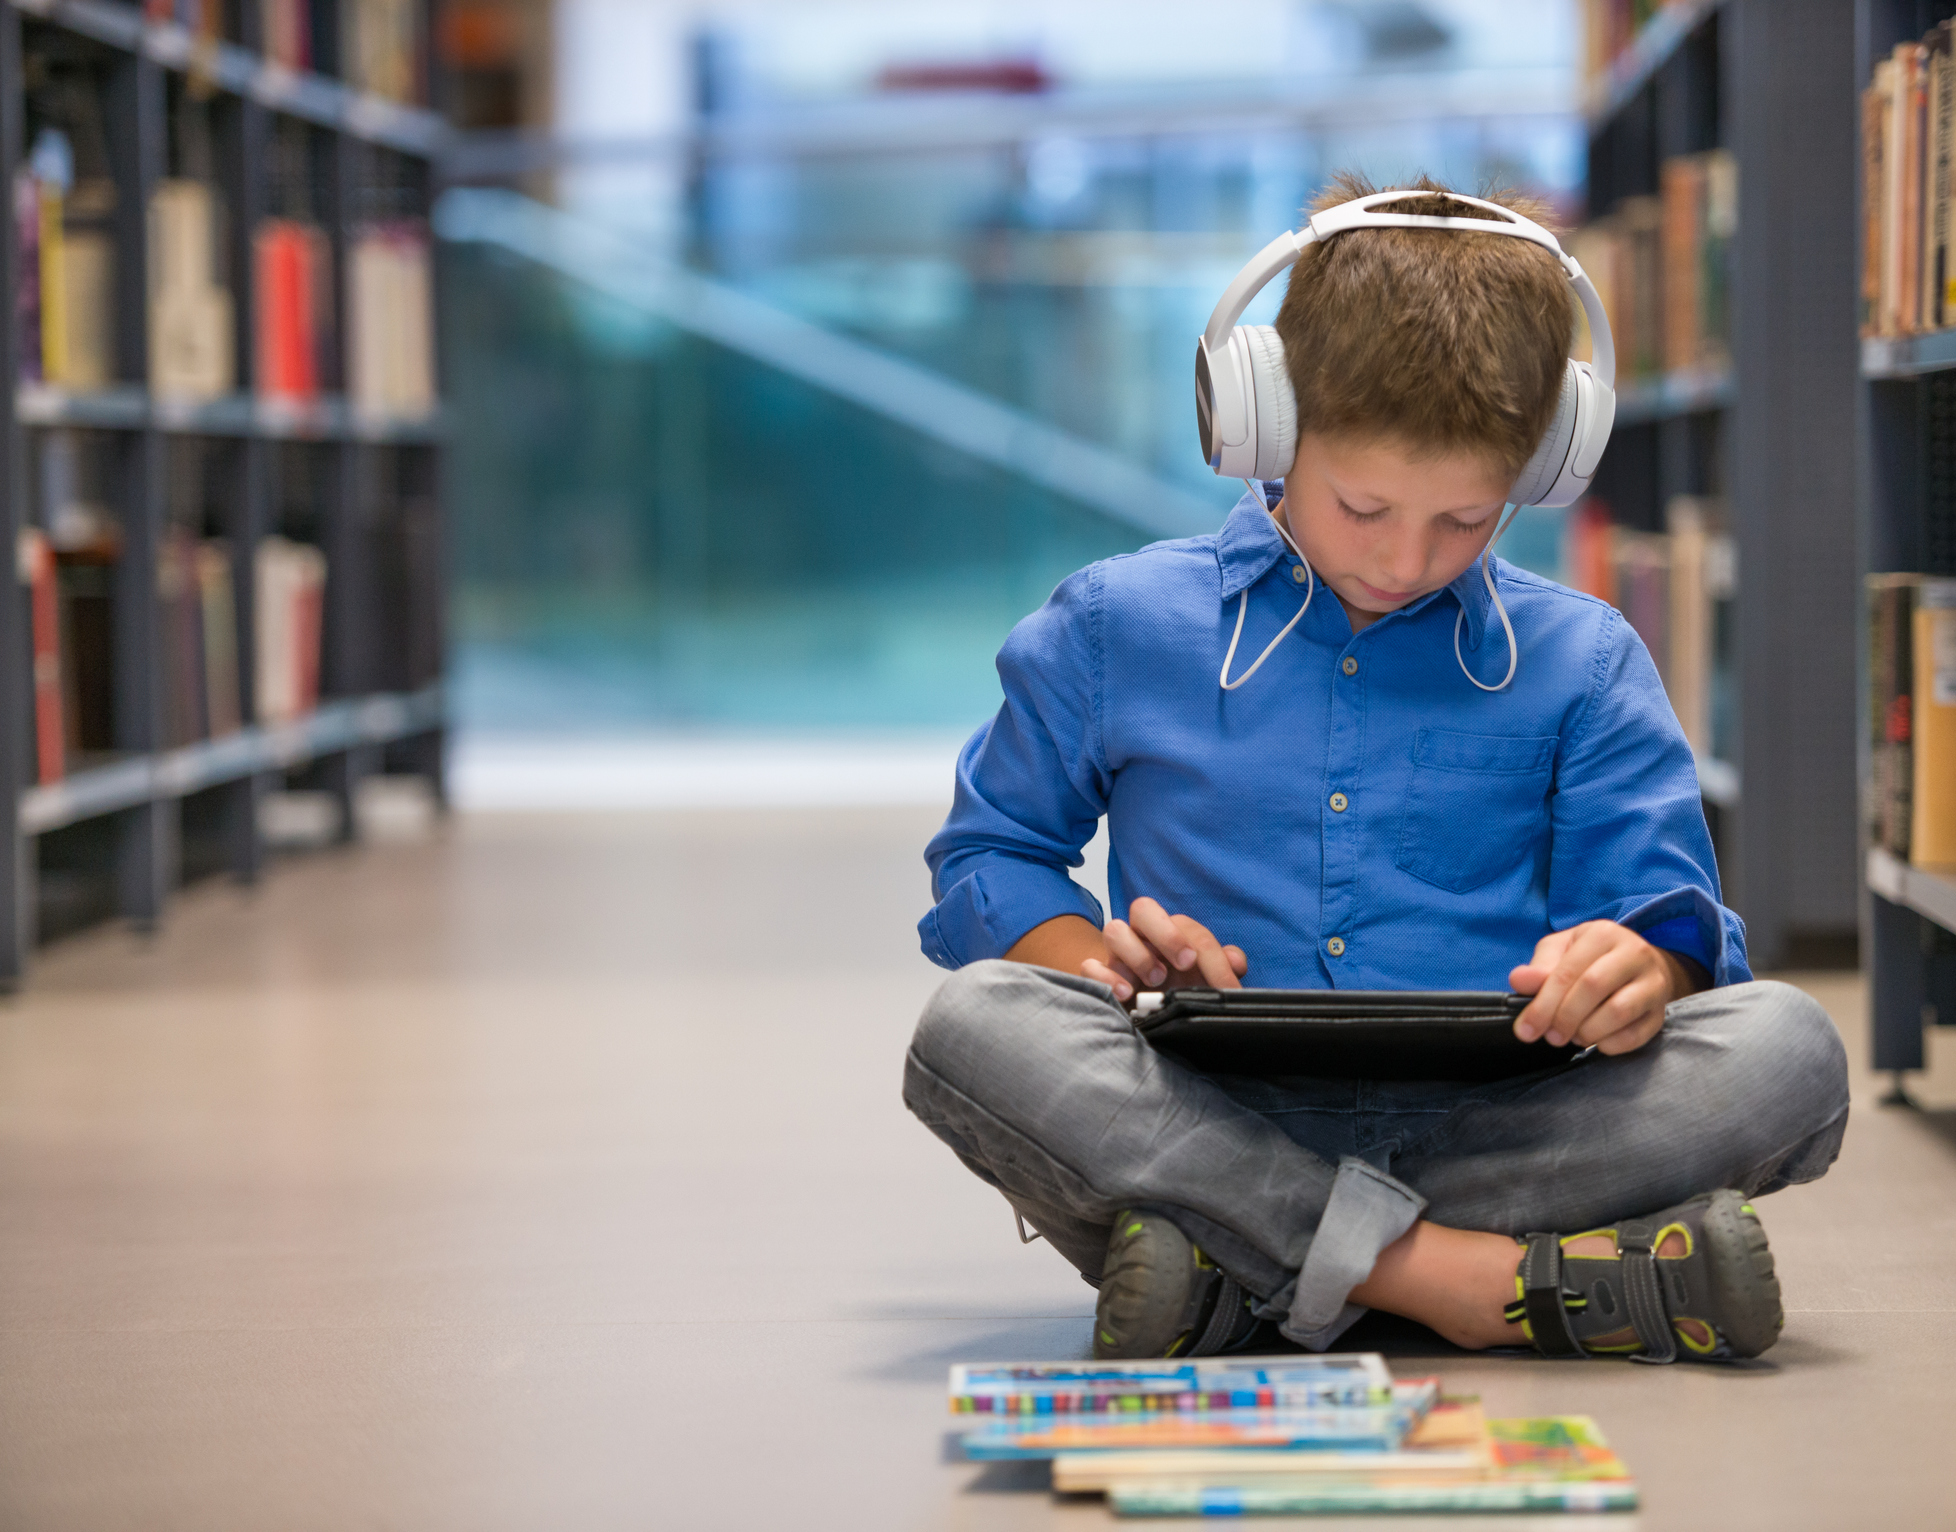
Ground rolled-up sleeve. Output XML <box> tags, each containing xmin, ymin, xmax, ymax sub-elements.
<box><xmin>919</xmin><ymin>567</ymin><xmax>1111</xmax><ymax>968</ymax></box>
<box><xmin>1547</xmin><ymin>610</ymin><xmax>1752</xmax><ymax>987</ymax></box>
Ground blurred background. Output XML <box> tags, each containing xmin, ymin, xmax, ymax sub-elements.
<box><xmin>435</xmin><ymin>0</ymin><xmax>1584</xmax><ymax>754</ymax></box>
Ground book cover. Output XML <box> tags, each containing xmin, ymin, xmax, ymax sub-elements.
<box><xmin>1053</xmin><ymin>1399</ymin><xmax>1486</xmax><ymax>1494</ymax></box>
<box><xmin>1106</xmin><ymin>1415</ymin><xmax>1636</xmax><ymax>1518</ymax></box>
<box><xmin>951</xmin><ymin>1354</ymin><xmax>1392</xmax><ymax>1415</ymax></box>
<box><xmin>1912</xmin><ymin>580</ymin><xmax>1956</xmax><ymax>865</ymax></box>
<box><xmin>960</xmin><ymin>1380</ymin><xmax>1436</xmax><ymax>1461</ymax></box>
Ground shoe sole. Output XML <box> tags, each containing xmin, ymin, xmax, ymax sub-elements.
<box><xmin>1094</xmin><ymin>1212</ymin><xmax>1198</xmax><ymax>1360</ymax></box>
<box><xmin>1699</xmin><ymin>1188</ymin><xmax>1784</xmax><ymax>1359</ymax></box>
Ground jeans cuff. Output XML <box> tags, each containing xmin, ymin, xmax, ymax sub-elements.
<box><xmin>1280</xmin><ymin>1156</ymin><xmax>1425</xmax><ymax>1349</ymax></box>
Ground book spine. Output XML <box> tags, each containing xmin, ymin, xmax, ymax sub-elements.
<box><xmin>19</xmin><ymin>529</ymin><xmax>64</xmax><ymax>784</ymax></box>
<box><xmin>15</xmin><ymin>168</ymin><xmax>40</xmax><ymax>382</ymax></box>
<box><xmin>1109</xmin><ymin>1480</ymin><xmax>1640</xmax><ymax>1517</ymax></box>
<box><xmin>1866</xmin><ymin>69</ymin><xmax>1889</xmax><ymax>337</ymax></box>
<box><xmin>1913</xmin><ymin>582</ymin><xmax>1956</xmax><ymax>864</ymax></box>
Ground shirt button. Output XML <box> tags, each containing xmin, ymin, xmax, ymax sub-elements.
<box><xmin>1341</xmin><ymin>656</ymin><xmax>1358</xmax><ymax>676</ymax></box>
<box><xmin>1326</xmin><ymin>937</ymin><xmax>1346</xmax><ymax>957</ymax></box>
<box><xmin>1291</xmin><ymin>564</ymin><xmax>1307</xmax><ymax>583</ymax></box>
<box><xmin>1328</xmin><ymin>791</ymin><xmax>1348</xmax><ymax>812</ymax></box>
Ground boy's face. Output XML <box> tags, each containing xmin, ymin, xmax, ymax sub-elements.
<box><xmin>1280</xmin><ymin>431</ymin><xmax>1513</xmax><ymax>628</ymax></box>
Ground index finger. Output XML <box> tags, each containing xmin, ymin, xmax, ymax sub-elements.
<box><xmin>1126</xmin><ymin>898</ymin><xmax>1199</xmax><ymax>971</ymax></box>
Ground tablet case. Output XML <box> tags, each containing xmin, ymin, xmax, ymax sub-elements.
<box><xmin>1130</xmin><ymin>988</ymin><xmax>1581</xmax><ymax>1081</ymax></box>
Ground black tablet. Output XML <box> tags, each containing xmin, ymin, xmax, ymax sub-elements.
<box><xmin>1129</xmin><ymin>988</ymin><xmax>1582</xmax><ymax>1082</ymax></box>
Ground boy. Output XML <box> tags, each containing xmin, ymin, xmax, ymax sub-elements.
<box><xmin>902</xmin><ymin>176</ymin><xmax>1849</xmax><ymax>1364</ymax></box>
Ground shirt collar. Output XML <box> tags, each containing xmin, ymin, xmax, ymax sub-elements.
<box><xmin>1214</xmin><ymin>481</ymin><xmax>1292</xmax><ymax>601</ymax></box>
<box><xmin>1213</xmin><ymin>479</ymin><xmax>1500</xmax><ymax>646</ymax></box>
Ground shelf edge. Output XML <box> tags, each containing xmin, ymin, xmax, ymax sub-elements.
<box><xmin>1867</xmin><ymin>846</ymin><xmax>1956</xmax><ymax>934</ymax></box>
<box><xmin>19</xmin><ymin>685</ymin><xmax>444</xmax><ymax>835</ymax></box>
<box><xmin>1861</xmin><ymin>330</ymin><xmax>1956</xmax><ymax>379</ymax></box>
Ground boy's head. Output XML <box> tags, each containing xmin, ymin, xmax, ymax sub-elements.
<box><xmin>1271</xmin><ymin>173</ymin><xmax>1575</xmax><ymax>627</ymax></box>
<box><xmin>1274</xmin><ymin>172</ymin><xmax>1574</xmax><ymax>485</ymax></box>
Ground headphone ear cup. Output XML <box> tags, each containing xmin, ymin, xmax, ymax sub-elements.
<box><xmin>1509</xmin><ymin>362</ymin><xmax>1580</xmax><ymax>508</ymax></box>
<box><xmin>1240</xmin><ymin>325</ymin><xmax>1296</xmax><ymax>481</ymax></box>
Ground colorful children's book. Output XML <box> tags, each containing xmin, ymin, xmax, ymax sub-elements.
<box><xmin>1052</xmin><ymin>1399</ymin><xmax>1487</xmax><ymax>1494</ymax></box>
<box><xmin>1103</xmin><ymin>1414</ymin><xmax>1636</xmax><ymax>1517</ymax></box>
<box><xmin>959</xmin><ymin>1380</ymin><xmax>1436</xmax><ymax>1461</ymax></box>
<box><xmin>949</xmin><ymin>1353</ymin><xmax>1392</xmax><ymax>1416</ymax></box>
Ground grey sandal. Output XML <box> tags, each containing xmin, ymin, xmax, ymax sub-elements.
<box><xmin>1504</xmin><ymin>1188</ymin><xmax>1783</xmax><ymax>1363</ymax></box>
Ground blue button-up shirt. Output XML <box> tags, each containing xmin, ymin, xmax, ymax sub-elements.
<box><xmin>919</xmin><ymin>483</ymin><xmax>1748</xmax><ymax>990</ymax></box>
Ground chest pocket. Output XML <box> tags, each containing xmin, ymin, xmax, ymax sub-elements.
<box><xmin>1395</xmin><ymin>729</ymin><xmax>1558</xmax><ymax>894</ymax></box>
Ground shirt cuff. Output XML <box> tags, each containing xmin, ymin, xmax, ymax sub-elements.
<box><xmin>1615</xmin><ymin>886</ymin><xmax>1751</xmax><ymax>989</ymax></box>
<box><xmin>919</xmin><ymin>858</ymin><xmax>1106</xmax><ymax>970</ymax></box>
<box><xmin>1637</xmin><ymin>915</ymin><xmax>1711</xmax><ymax>976</ymax></box>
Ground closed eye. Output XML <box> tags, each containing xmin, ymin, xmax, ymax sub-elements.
<box><xmin>1338</xmin><ymin>498</ymin><xmax>1385</xmax><ymax>522</ymax></box>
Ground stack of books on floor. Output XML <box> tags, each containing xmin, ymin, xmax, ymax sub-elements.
<box><xmin>949</xmin><ymin>1354</ymin><xmax>1637</xmax><ymax>1518</ymax></box>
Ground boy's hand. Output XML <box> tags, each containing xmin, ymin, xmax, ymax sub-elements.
<box><xmin>1083</xmin><ymin>896</ymin><xmax>1248</xmax><ymax>1003</ymax></box>
<box><xmin>1509</xmin><ymin>920</ymin><xmax>1708</xmax><ymax>1056</ymax></box>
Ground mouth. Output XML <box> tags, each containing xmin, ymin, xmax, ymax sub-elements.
<box><xmin>1355</xmin><ymin>578</ymin><xmax>1421</xmax><ymax>604</ymax></box>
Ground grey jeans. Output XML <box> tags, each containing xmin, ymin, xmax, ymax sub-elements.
<box><xmin>902</xmin><ymin>962</ymin><xmax>1850</xmax><ymax>1350</ymax></box>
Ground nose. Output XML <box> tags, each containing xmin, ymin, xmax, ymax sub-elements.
<box><xmin>1379</xmin><ymin>535</ymin><xmax>1426</xmax><ymax>589</ymax></box>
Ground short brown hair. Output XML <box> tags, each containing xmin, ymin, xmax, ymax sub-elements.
<box><xmin>1273</xmin><ymin>172</ymin><xmax>1573</xmax><ymax>478</ymax></box>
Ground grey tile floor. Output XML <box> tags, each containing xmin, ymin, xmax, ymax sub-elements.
<box><xmin>0</xmin><ymin>807</ymin><xmax>1951</xmax><ymax>1530</ymax></box>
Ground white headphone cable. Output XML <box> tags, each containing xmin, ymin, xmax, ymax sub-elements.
<box><xmin>1454</xmin><ymin>503</ymin><xmax>1520</xmax><ymax>692</ymax></box>
<box><xmin>1220</xmin><ymin>481</ymin><xmax>1314</xmax><ymax>691</ymax></box>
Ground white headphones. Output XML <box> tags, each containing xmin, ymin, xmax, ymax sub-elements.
<box><xmin>1195</xmin><ymin>190</ymin><xmax>1617</xmax><ymax>508</ymax></box>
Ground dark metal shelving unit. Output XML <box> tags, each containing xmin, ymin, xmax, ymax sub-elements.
<box><xmin>1584</xmin><ymin>0</ymin><xmax>1859</xmax><ymax>972</ymax></box>
<box><xmin>1857</xmin><ymin>0</ymin><xmax>1956</xmax><ymax>1084</ymax></box>
<box><xmin>0</xmin><ymin>0</ymin><xmax>448</xmax><ymax>984</ymax></box>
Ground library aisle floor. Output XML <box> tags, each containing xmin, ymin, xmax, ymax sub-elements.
<box><xmin>0</xmin><ymin>806</ymin><xmax>1951</xmax><ymax>1531</ymax></box>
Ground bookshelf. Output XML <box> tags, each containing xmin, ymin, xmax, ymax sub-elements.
<box><xmin>1856</xmin><ymin>0</ymin><xmax>1956</xmax><ymax>1085</ymax></box>
<box><xmin>0</xmin><ymin>0</ymin><xmax>448</xmax><ymax>983</ymax></box>
<box><xmin>1581</xmin><ymin>0</ymin><xmax>1860</xmax><ymax>971</ymax></box>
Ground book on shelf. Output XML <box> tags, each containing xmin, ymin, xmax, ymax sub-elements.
<box><xmin>255</xmin><ymin>535</ymin><xmax>326</xmax><ymax>725</ymax></box>
<box><xmin>262</xmin><ymin>0</ymin><xmax>312</xmax><ymax>71</ymax></box>
<box><xmin>148</xmin><ymin>178</ymin><xmax>235</xmax><ymax>402</ymax></box>
<box><xmin>17</xmin><ymin>125</ymin><xmax>118</xmax><ymax>392</ymax></box>
<box><xmin>1868</xmin><ymin>574</ymin><xmax>1919</xmax><ymax>860</ymax></box>
<box><xmin>345</xmin><ymin>0</ymin><xmax>423</xmax><ymax>104</ymax></box>
<box><xmin>1567</xmin><ymin>496</ymin><xmax>1732</xmax><ymax>762</ymax></box>
<box><xmin>349</xmin><ymin>221</ymin><xmax>435</xmax><ymax>418</ymax></box>
<box><xmin>1866</xmin><ymin>574</ymin><xmax>1956</xmax><ymax>868</ymax></box>
<box><xmin>198</xmin><ymin>543</ymin><xmax>241</xmax><ymax>738</ymax></box>
<box><xmin>1572</xmin><ymin>150</ymin><xmax>1733</xmax><ymax>382</ymax></box>
<box><xmin>158</xmin><ymin>526</ymin><xmax>206</xmax><ymax>749</ymax></box>
<box><xmin>1861</xmin><ymin>24</ymin><xmax>1956</xmax><ymax>340</ymax></box>
<box><xmin>17</xmin><ymin>528</ymin><xmax>64</xmax><ymax>785</ymax></box>
<box><xmin>55</xmin><ymin>541</ymin><xmax>115</xmax><ymax>763</ymax></box>
<box><xmin>253</xmin><ymin>217</ymin><xmax>333</xmax><ymax>404</ymax></box>
<box><xmin>1915</xmin><ymin>580</ymin><xmax>1956</xmax><ymax>867</ymax></box>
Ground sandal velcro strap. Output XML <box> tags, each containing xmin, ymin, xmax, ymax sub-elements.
<box><xmin>1518</xmin><ymin>1231</ymin><xmax>1586</xmax><ymax>1358</ymax></box>
<box><xmin>1615</xmin><ymin>1222</ymin><xmax>1679</xmax><ymax>1366</ymax></box>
